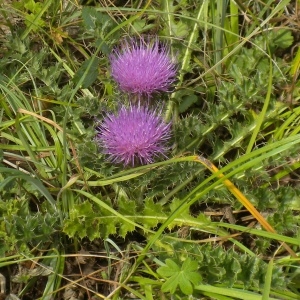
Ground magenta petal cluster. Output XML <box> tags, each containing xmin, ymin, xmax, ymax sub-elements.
<box><xmin>96</xmin><ymin>104</ymin><xmax>171</xmax><ymax>166</ymax></box>
<box><xmin>110</xmin><ymin>37</ymin><xmax>177</xmax><ymax>96</ymax></box>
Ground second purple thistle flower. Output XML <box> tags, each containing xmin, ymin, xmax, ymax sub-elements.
<box><xmin>96</xmin><ymin>104</ymin><xmax>171</xmax><ymax>166</ymax></box>
<box><xmin>110</xmin><ymin>36</ymin><xmax>177</xmax><ymax>96</ymax></box>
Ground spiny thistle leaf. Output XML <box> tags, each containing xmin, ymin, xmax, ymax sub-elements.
<box><xmin>117</xmin><ymin>198</ymin><xmax>136</xmax><ymax>237</ymax></box>
<box><xmin>118</xmin><ymin>198</ymin><xmax>137</xmax><ymax>215</ymax></box>
<box><xmin>63</xmin><ymin>201</ymin><xmax>101</xmax><ymax>240</ymax></box>
<box><xmin>142</xmin><ymin>198</ymin><xmax>166</xmax><ymax>229</ymax></box>
<box><xmin>168</xmin><ymin>199</ymin><xmax>196</xmax><ymax>229</ymax></box>
<box><xmin>155</xmin><ymin>241</ymin><xmax>287</xmax><ymax>289</ymax></box>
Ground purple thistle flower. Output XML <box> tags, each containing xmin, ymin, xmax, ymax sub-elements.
<box><xmin>96</xmin><ymin>104</ymin><xmax>171</xmax><ymax>166</ymax></box>
<box><xmin>110</xmin><ymin>36</ymin><xmax>177</xmax><ymax>96</ymax></box>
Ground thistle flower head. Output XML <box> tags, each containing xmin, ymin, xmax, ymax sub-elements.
<box><xmin>96</xmin><ymin>104</ymin><xmax>171</xmax><ymax>166</ymax></box>
<box><xmin>110</xmin><ymin>36</ymin><xmax>177</xmax><ymax>96</ymax></box>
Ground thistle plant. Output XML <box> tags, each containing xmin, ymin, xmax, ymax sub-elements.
<box><xmin>110</xmin><ymin>36</ymin><xmax>177</xmax><ymax>97</ymax></box>
<box><xmin>2</xmin><ymin>1</ymin><xmax>299</xmax><ymax>299</ymax></box>
<box><xmin>96</xmin><ymin>104</ymin><xmax>171</xmax><ymax>166</ymax></box>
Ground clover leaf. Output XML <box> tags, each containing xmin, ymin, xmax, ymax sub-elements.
<box><xmin>157</xmin><ymin>257</ymin><xmax>202</xmax><ymax>295</ymax></box>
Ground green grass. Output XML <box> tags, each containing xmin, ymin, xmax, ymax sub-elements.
<box><xmin>0</xmin><ymin>0</ymin><xmax>300</xmax><ymax>299</ymax></box>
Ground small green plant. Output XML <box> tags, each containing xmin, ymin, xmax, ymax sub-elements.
<box><xmin>157</xmin><ymin>257</ymin><xmax>202</xmax><ymax>295</ymax></box>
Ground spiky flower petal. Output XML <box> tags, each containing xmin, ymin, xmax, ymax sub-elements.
<box><xmin>110</xmin><ymin>36</ymin><xmax>177</xmax><ymax>96</ymax></box>
<box><xmin>96</xmin><ymin>104</ymin><xmax>171</xmax><ymax>166</ymax></box>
